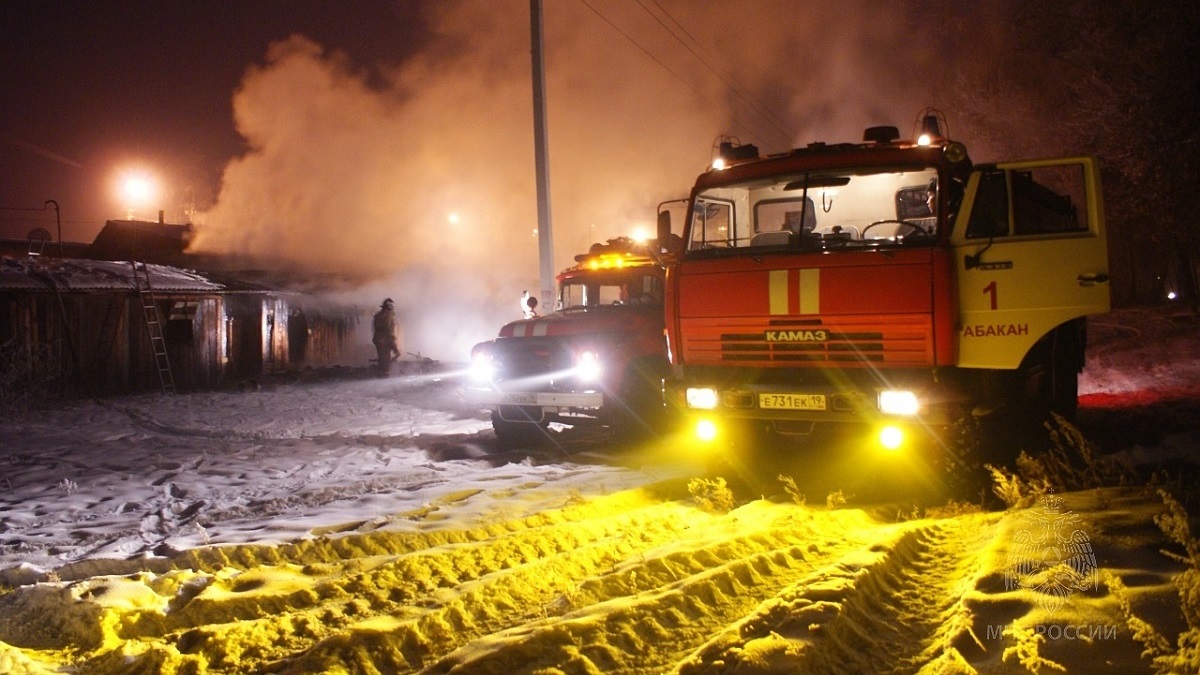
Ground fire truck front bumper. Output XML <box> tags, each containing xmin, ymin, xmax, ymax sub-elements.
<box><xmin>465</xmin><ymin>387</ymin><xmax>605</xmax><ymax>411</ymax></box>
<box><xmin>663</xmin><ymin>378</ymin><xmax>970</xmax><ymax>444</ymax></box>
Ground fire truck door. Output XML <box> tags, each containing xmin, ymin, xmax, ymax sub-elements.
<box><xmin>951</xmin><ymin>157</ymin><xmax>1110</xmax><ymax>369</ymax></box>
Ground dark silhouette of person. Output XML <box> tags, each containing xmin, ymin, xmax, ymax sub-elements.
<box><xmin>372</xmin><ymin>298</ymin><xmax>400</xmax><ymax>376</ymax></box>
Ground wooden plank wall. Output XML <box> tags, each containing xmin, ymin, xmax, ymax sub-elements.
<box><xmin>2</xmin><ymin>291</ymin><xmax>375</xmax><ymax>398</ymax></box>
<box><xmin>1</xmin><ymin>291</ymin><xmax>228</xmax><ymax>396</ymax></box>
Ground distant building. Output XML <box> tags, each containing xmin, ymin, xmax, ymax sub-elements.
<box><xmin>87</xmin><ymin>218</ymin><xmax>193</xmax><ymax>264</ymax></box>
<box><xmin>0</xmin><ymin>219</ymin><xmax>377</xmax><ymax>399</ymax></box>
<box><xmin>1</xmin><ymin>256</ymin><xmax>228</xmax><ymax>396</ymax></box>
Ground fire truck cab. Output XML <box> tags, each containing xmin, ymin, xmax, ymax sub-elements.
<box><xmin>662</xmin><ymin>113</ymin><xmax>1110</xmax><ymax>461</ymax></box>
<box><xmin>468</xmin><ymin>237</ymin><xmax>673</xmax><ymax>448</ymax></box>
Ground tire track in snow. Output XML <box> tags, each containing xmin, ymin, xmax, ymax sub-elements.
<box><xmin>80</xmin><ymin>488</ymin><xmax>702</xmax><ymax>672</ymax></box>
<box><xmin>415</xmin><ymin>502</ymin><xmax>896</xmax><ymax>674</ymax></box>
<box><xmin>35</xmin><ymin>489</ymin><xmax>898</xmax><ymax>673</ymax></box>
<box><xmin>677</xmin><ymin>512</ymin><xmax>1001</xmax><ymax>674</ymax></box>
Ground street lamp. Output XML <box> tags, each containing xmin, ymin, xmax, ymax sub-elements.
<box><xmin>120</xmin><ymin>172</ymin><xmax>157</xmax><ymax>220</ymax></box>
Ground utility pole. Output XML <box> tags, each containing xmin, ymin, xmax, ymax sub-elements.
<box><xmin>530</xmin><ymin>0</ymin><xmax>555</xmax><ymax>310</ymax></box>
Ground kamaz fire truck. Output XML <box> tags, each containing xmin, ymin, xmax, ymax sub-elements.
<box><xmin>661</xmin><ymin>112</ymin><xmax>1110</xmax><ymax>467</ymax></box>
<box><xmin>468</xmin><ymin>237</ymin><xmax>674</xmax><ymax>448</ymax></box>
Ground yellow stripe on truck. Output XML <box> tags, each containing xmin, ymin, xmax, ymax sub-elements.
<box><xmin>799</xmin><ymin>268</ymin><xmax>820</xmax><ymax>314</ymax></box>
<box><xmin>769</xmin><ymin>270</ymin><xmax>788</xmax><ymax>315</ymax></box>
<box><xmin>769</xmin><ymin>268</ymin><xmax>820</xmax><ymax>315</ymax></box>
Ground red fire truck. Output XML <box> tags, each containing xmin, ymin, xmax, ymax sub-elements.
<box><xmin>468</xmin><ymin>237</ymin><xmax>674</xmax><ymax>448</ymax></box>
<box><xmin>661</xmin><ymin>113</ymin><xmax>1110</xmax><ymax>468</ymax></box>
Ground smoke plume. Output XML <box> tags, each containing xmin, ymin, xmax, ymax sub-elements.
<box><xmin>191</xmin><ymin>0</ymin><xmax>943</xmax><ymax>359</ymax></box>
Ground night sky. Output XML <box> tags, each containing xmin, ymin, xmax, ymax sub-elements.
<box><xmin>3</xmin><ymin>0</ymin><xmax>969</xmax><ymax>259</ymax></box>
<box><xmin>1</xmin><ymin>0</ymin><xmax>427</xmax><ymax>241</ymax></box>
<box><xmin>3</xmin><ymin>1</ymin><xmax>1196</xmax><ymax>355</ymax></box>
<box><xmin>5</xmin><ymin>0</ymin><xmax>1190</xmax><ymax>309</ymax></box>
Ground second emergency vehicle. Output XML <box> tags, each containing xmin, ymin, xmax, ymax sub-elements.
<box><xmin>468</xmin><ymin>237</ymin><xmax>674</xmax><ymax>447</ymax></box>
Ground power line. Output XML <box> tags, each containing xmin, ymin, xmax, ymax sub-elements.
<box><xmin>574</xmin><ymin>0</ymin><xmax>689</xmax><ymax>90</ymax></box>
<box><xmin>636</xmin><ymin>0</ymin><xmax>796</xmax><ymax>146</ymax></box>
<box><xmin>573</xmin><ymin>0</ymin><xmax>783</xmax><ymax>150</ymax></box>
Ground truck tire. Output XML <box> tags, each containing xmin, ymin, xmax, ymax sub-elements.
<box><xmin>611</xmin><ymin>356</ymin><xmax>671</xmax><ymax>440</ymax></box>
<box><xmin>491</xmin><ymin>412</ymin><xmax>551</xmax><ymax>449</ymax></box>
<box><xmin>1045</xmin><ymin>326</ymin><xmax>1081</xmax><ymax>421</ymax></box>
<box><xmin>975</xmin><ymin>323</ymin><xmax>1083</xmax><ymax>465</ymax></box>
<box><xmin>1020</xmin><ymin>324</ymin><xmax>1081</xmax><ymax>422</ymax></box>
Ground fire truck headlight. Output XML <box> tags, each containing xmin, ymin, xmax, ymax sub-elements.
<box><xmin>878</xmin><ymin>390</ymin><xmax>920</xmax><ymax>416</ymax></box>
<box><xmin>576</xmin><ymin>350</ymin><xmax>602</xmax><ymax>382</ymax></box>
<box><xmin>469</xmin><ymin>352</ymin><xmax>495</xmax><ymax>382</ymax></box>
<box><xmin>944</xmin><ymin>142</ymin><xmax>968</xmax><ymax>164</ymax></box>
<box><xmin>695</xmin><ymin>418</ymin><xmax>718</xmax><ymax>442</ymax></box>
<box><xmin>878</xmin><ymin>424</ymin><xmax>905</xmax><ymax>451</ymax></box>
<box><xmin>686</xmin><ymin>387</ymin><xmax>719</xmax><ymax>410</ymax></box>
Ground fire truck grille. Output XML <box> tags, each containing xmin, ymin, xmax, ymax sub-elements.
<box><xmin>498</xmin><ymin>351</ymin><xmax>571</xmax><ymax>378</ymax></box>
<box><xmin>682</xmin><ymin>315</ymin><xmax>935</xmax><ymax>367</ymax></box>
<box><xmin>494</xmin><ymin>342</ymin><xmax>575</xmax><ymax>386</ymax></box>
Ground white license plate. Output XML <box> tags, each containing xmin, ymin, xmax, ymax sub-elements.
<box><xmin>499</xmin><ymin>392</ymin><xmax>539</xmax><ymax>405</ymax></box>
<box><xmin>759</xmin><ymin>393</ymin><xmax>827</xmax><ymax>411</ymax></box>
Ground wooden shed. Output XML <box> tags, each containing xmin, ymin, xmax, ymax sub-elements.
<box><xmin>201</xmin><ymin>271</ymin><xmax>373</xmax><ymax>378</ymax></box>
<box><xmin>1</xmin><ymin>254</ymin><xmax>376</xmax><ymax>400</ymax></box>
<box><xmin>1</xmin><ymin>256</ymin><xmax>228</xmax><ymax>396</ymax></box>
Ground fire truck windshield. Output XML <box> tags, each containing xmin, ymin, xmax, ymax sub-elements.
<box><xmin>558</xmin><ymin>271</ymin><xmax>664</xmax><ymax>311</ymax></box>
<box><xmin>686</xmin><ymin>167</ymin><xmax>940</xmax><ymax>254</ymax></box>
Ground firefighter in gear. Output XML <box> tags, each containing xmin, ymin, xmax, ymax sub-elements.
<box><xmin>373</xmin><ymin>298</ymin><xmax>400</xmax><ymax>377</ymax></box>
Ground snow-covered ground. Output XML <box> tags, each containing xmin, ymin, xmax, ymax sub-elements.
<box><xmin>0</xmin><ymin>368</ymin><xmax>686</xmax><ymax>580</ymax></box>
<box><xmin>1</xmin><ymin>306</ymin><xmax>1199</xmax><ymax>674</ymax></box>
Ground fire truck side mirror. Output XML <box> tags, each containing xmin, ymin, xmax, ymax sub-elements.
<box><xmin>656</xmin><ymin>210</ymin><xmax>671</xmax><ymax>249</ymax></box>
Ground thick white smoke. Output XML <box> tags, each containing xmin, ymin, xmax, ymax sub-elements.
<box><xmin>191</xmin><ymin>1</ymin><xmax>940</xmax><ymax>360</ymax></box>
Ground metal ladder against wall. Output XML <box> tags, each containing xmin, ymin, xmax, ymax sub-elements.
<box><xmin>130</xmin><ymin>260</ymin><xmax>176</xmax><ymax>394</ymax></box>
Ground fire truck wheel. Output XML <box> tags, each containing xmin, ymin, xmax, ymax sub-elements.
<box><xmin>1045</xmin><ymin>327</ymin><xmax>1081</xmax><ymax>421</ymax></box>
<box><xmin>1016</xmin><ymin>324</ymin><xmax>1081</xmax><ymax>426</ymax></box>
<box><xmin>491</xmin><ymin>413</ymin><xmax>551</xmax><ymax>450</ymax></box>
<box><xmin>611</xmin><ymin>357</ymin><xmax>671</xmax><ymax>440</ymax></box>
<box><xmin>968</xmin><ymin>325</ymin><xmax>1084</xmax><ymax>471</ymax></box>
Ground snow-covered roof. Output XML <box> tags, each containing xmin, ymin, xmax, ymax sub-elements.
<box><xmin>0</xmin><ymin>255</ymin><xmax>225</xmax><ymax>292</ymax></box>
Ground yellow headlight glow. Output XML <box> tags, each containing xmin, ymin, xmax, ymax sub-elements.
<box><xmin>695</xmin><ymin>419</ymin><xmax>718</xmax><ymax>442</ymax></box>
<box><xmin>879</xmin><ymin>425</ymin><xmax>905</xmax><ymax>451</ymax></box>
